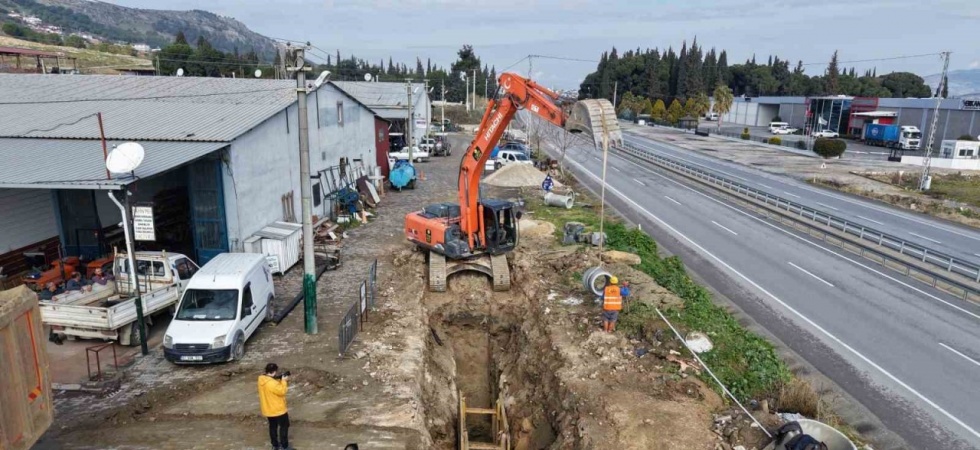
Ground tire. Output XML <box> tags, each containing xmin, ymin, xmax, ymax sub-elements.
<box><xmin>266</xmin><ymin>295</ymin><xmax>275</xmax><ymax>322</ymax></box>
<box><xmin>128</xmin><ymin>321</ymin><xmax>143</xmax><ymax>347</ymax></box>
<box><xmin>231</xmin><ymin>332</ymin><xmax>245</xmax><ymax>361</ymax></box>
<box><xmin>494</xmin><ymin>162</ymin><xmax>502</xmax><ymax>171</ymax></box>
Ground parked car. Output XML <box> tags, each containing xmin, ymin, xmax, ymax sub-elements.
<box><xmin>492</xmin><ymin>149</ymin><xmax>533</xmax><ymax>171</ymax></box>
<box><xmin>419</xmin><ymin>137</ymin><xmax>436</xmax><ymax>153</ymax></box>
<box><xmin>768</xmin><ymin>122</ymin><xmax>790</xmax><ymax>133</ymax></box>
<box><xmin>389</xmin><ymin>146</ymin><xmax>429</xmax><ymax>162</ymax></box>
<box><xmin>812</xmin><ymin>130</ymin><xmax>839</xmax><ymax>138</ymax></box>
<box><xmin>164</xmin><ymin>253</ymin><xmax>274</xmax><ymax>364</ymax></box>
<box><xmin>499</xmin><ymin>141</ymin><xmax>530</xmax><ymax>157</ymax></box>
<box><xmin>771</xmin><ymin>127</ymin><xmax>798</xmax><ymax>135</ymax></box>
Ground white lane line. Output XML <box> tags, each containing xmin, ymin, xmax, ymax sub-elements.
<box><xmin>788</xmin><ymin>262</ymin><xmax>835</xmax><ymax>287</ymax></box>
<box><xmin>783</xmin><ymin>191</ymin><xmax>801</xmax><ymax>198</ymax></box>
<box><xmin>974</xmin><ymin>253</ymin><xmax>980</xmax><ymax>258</ymax></box>
<box><xmin>939</xmin><ymin>343</ymin><xmax>980</xmax><ymax>368</ymax></box>
<box><xmin>633</xmin><ymin>178</ymin><xmax>647</xmax><ymax>186</ymax></box>
<box><xmin>816</xmin><ymin>202</ymin><xmax>839</xmax><ymax>211</ymax></box>
<box><xmin>664</xmin><ymin>196</ymin><xmax>683</xmax><ymax>206</ymax></box>
<box><xmin>611</xmin><ymin>166</ymin><xmax>622</xmax><ymax>172</ymax></box>
<box><xmin>856</xmin><ymin>215</ymin><xmax>885</xmax><ymax>225</ymax></box>
<box><xmin>910</xmin><ymin>232</ymin><xmax>942</xmax><ymax>244</ymax></box>
<box><xmin>628</xmin><ymin>133</ymin><xmax>980</xmax><ymax>243</ymax></box>
<box><xmin>712</xmin><ymin>221</ymin><xmax>739</xmax><ymax>236</ymax></box>
<box><xmin>758</xmin><ymin>183</ymin><xmax>774</xmax><ymax>189</ymax></box>
<box><xmin>563</xmin><ymin>154</ymin><xmax>980</xmax><ymax>441</ymax></box>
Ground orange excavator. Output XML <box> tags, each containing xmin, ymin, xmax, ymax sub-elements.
<box><xmin>404</xmin><ymin>73</ymin><xmax>573</xmax><ymax>292</ymax></box>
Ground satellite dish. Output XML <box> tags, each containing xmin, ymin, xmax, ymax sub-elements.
<box><xmin>363</xmin><ymin>73</ymin><xmax>372</xmax><ymax>82</ymax></box>
<box><xmin>254</xmin><ymin>69</ymin><xmax>262</xmax><ymax>78</ymax></box>
<box><xmin>176</xmin><ymin>68</ymin><xmax>184</xmax><ymax>77</ymax></box>
<box><xmin>106</xmin><ymin>142</ymin><xmax>145</xmax><ymax>174</ymax></box>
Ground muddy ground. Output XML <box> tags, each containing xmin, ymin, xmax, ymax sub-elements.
<box><xmin>37</xmin><ymin>134</ymin><xmax>777</xmax><ymax>450</ymax></box>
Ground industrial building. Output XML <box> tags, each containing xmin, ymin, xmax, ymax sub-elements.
<box><xmin>722</xmin><ymin>95</ymin><xmax>980</xmax><ymax>145</ymax></box>
<box><xmin>333</xmin><ymin>81</ymin><xmax>432</xmax><ymax>145</ymax></box>
<box><xmin>0</xmin><ymin>74</ymin><xmax>385</xmax><ymax>285</ymax></box>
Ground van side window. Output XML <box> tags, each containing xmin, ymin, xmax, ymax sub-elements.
<box><xmin>241</xmin><ymin>285</ymin><xmax>253</xmax><ymax>317</ymax></box>
<box><xmin>175</xmin><ymin>258</ymin><xmax>198</xmax><ymax>280</ymax></box>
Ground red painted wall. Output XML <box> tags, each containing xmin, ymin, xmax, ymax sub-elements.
<box><xmin>374</xmin><ymin>117</ymin><xmax>390</xmax><ymax>177</ymax></box>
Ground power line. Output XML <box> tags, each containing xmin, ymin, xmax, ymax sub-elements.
<box><xmin>0</xmin><ymin>87</ymin><xmax>292</xmax><ymax>105</ymax></box>
<box><xmin>502</xmin><ymin>55</ymin><xmax>530</xmax><ymax>72</ymax></box>
<box><xmin>798</xmin><ymin>52</ymin><xmax>945</xmax><ymax>67</ymax></box>
<box><xmin>528</xmin><ymin>54</ymin><xmax>599</xmax><ymax>63</ymax></box>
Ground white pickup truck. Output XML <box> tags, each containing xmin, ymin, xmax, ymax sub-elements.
<box><xmin>389</xmin><ymin>146</ymin><xmax>429</xmax><ymax>163</ymax></box>
<box><xmin>41</xmin><ymin>251</ymin><xmax>199</xmax><ymax>346</ymax></box>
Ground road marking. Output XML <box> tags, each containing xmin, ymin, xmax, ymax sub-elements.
<box><xmin>712</xmin><ymin>221</ymin><xmax>738</xmax><ymax>236</ymax></box>
<box><xmin>758</xmin><ymin>183</ymin><xmax>773</xmax><ymax>189</ymax></box>
<box><xmin>816</xmin><ymin>202</ymin><xmax>839</xmax><ymax>211</ymax></box>
<box><xmin>627</xmin><ymin>132</ymin><xmax>980</xmax><ymax>243</ymax></box>
<box><xmin>939</xmin><ymin>343</ymin><xmax>980</xmax><ymax>368</ymax></box>
<box><xmin>910</xmin><ymin>232</ymin><xmax>942</xmax><ymax>244</ymax></box>
<box><xmin>975</xmin><ymin>253</ymin><xmax>980</xmax><ymax>258</ymax></box>
<box><xmin>787</xmin><ymin>262</ymin><xmax>835</xmax><ymax>287</ymax></box>
<box><xmin>633</xmin><ymin>178</ymin><xmax>646</xmax><ymax>186</ymax></box>
<box><xmin>561</xmin><ymin>154</ymin><xmax>980</xmax><ymax>441</ymax></box>
<box><xmin>783</xmin><ymin>191</ymin><xmax>801</xmax><ymax>198</ymax></box>
<box><xmin>856</xmin><ymin>215</ymin><xmax>885</xmax><ymax>225</ymax></box>
<box><xmin>664</xmin><ymin>196</ymin><xmax>682</xmax><ymax>206</ymax></box>
<box><xmin>611</xmin><ymin>166</ymin><xmax>622</xmax><ymax>172</ymax></box>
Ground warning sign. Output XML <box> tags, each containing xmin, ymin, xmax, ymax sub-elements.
<box><xmin>132</xmin><ymin>205</ymin><xmax>156</xmax><ymax>241</ymax></box>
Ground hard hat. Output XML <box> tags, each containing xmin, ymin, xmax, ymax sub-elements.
<box><xmin>609</xmin><ymin>276</ymin><xmax>619</xmax><ymax>285</ymax></box>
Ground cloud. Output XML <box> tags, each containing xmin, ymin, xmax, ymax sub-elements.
<box><xmin>971</xmin><ymin>61</ymin><xmax>980</xmax><ymax>69</ymax></box>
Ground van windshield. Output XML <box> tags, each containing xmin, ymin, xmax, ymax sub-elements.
<box><xmin>175</xmin><ymin>289</ymin><xmax>239</xmax><ymax>321</ymax></box>
<box><xmin>513</xmin><ymin>153</ymin><xmax>530</xmax><ymax>161</ymax></box>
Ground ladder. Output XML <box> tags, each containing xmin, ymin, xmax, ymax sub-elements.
<box><xmin>459</xmin><ymin>390</ymin><xmax>510</xmax><ymax>450</ymax></box>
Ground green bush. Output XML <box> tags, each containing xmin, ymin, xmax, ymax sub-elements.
<box><xmin>740</xmin><ymin>133</ymin><xmax>751</xmax><ymax>140</ymax></box>
<box><xmin>768</xmin><ymin>137</ymin><xmax>782</xmax><ymax>145</ymax></box>
<box><xmin>813</xmin><ymin>138</ymin><xmax>847</xmax><ymax>158</ymax></box>
<box><xmin>957</xmin><ymin>134</ymin><xmax>978</xmax><ymax>141</ymax></box>
<box><xmin>743</xmin><ymin>127</ymin><xmax>750</xmax><ymax>134</ymax></box>
<box><xmin>796</xmin><ymin>140</ymin><xmax>808</xmax><ymax>150</ymax></box>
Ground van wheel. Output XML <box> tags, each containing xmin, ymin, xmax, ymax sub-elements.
<box><xmin>231</xmin><ymin>332</ymin><xmax>246</xmax><ymax>361</ymax></box>
<box><xmin>266</xmin><ymin>295</ymin><xmax>275</xmax><ymax>322</ymax></box>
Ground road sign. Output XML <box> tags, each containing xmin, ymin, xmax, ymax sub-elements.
<box><xmin>131</xmin><ymin>205</ymin><xmax>155</xmax><ymax>241</ymax></box>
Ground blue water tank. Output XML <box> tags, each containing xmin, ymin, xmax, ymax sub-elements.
<box><xmin>389</xmin><ymin>160</ymin><xmax>416</xmax><ymax>190</ymax></box>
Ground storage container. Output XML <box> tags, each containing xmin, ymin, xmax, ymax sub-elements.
<box><xmin>1</xmin><ymin>286</ymin><xmax>53</xmax><ymax>450</ymax></box>
<box><xmin>253</xmin><ymin>221</ymin><xmax>302</xmax><ymax>274</ymax></box>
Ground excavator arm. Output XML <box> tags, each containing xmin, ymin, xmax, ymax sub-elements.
<box><xmin>457</xmin><ymin>73</ymin><xmax>567</xmax><ymax>247</ymax></box>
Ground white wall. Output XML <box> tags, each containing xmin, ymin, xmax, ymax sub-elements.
<box><xmin>901</xmin><ymin>156</ymin><xmax>980</xmax><ymax>171</ymax></box>
<box><xmin>224</xmin><ymin>84</ymin><xmax>378</xmax><ymax>249</ymax></box>
<box><xmin>0</xmin><ymin>189</ymin><xmax>58</xmax><ymax>253</ymax></box>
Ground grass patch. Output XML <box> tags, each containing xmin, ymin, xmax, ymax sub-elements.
<box><xmin>527</xmin><ymin>193</ymin><xmax>791</xmax><ymax>401</ymax></box>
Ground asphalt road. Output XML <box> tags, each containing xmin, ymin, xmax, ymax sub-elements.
<box><xmin>622</xmin><ymin>132</ymin><xmax>980</xmax><ymax>269</ymax></box>
<box><xmin>541</xmin><ymin>128</ymin><xmax>980</xmax><ymax>449</ymax></box>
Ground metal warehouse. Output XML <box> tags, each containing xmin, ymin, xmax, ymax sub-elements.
<box><xmin>0</xmin><ymin>73</ymin><xmax>386</xmax><ymax>286</ymax></box>
<box><xmin>333</xmin><ymin>81</ymin><xmax>431</xmax><ymax>146</ymax></box>
<box><xmin>722</xmin><ymin>95</ymin><xmax>980</xmax><ymax>144</ymax></box>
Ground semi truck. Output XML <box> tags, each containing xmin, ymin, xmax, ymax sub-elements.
<box><xmin>40</xmin><ymin>251</ymin><xmax>198</xmax><ymax>346</ymax></box>
<box><xmin>863</xmin><ymin>124</ymin><xmax>921</xmax><ymax>150</ymax></box>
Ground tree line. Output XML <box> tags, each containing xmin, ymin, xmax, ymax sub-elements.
<box><xmin>580</xmin><ymin>39</ymin><xmax>935</xmax><ymax>120</ymax></box>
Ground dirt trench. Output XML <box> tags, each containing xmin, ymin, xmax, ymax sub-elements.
<box><xmin>421</xmin><ymin>271</ymin><xmax>567</xmax><ymax>450</ymax></box>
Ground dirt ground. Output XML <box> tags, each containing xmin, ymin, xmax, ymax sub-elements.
<box><xmin>36</xmin><ymin>133</ymin><xmax>780</xmax><ymax>450</ymax></box>
<box><xmin>624</xmin><ymin>123</ymin><xmax>980</xmax><ymax>229</ymax></box>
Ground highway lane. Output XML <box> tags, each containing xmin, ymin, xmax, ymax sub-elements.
<box><xmin>621</xmin><ymin>131</ymin><xmax>980</xmax><ymax>267</ymax></box>
<box><xmin>551</xmin><ymin>139</ymin><xmax>980</xmax><ymax>449</ymax></box>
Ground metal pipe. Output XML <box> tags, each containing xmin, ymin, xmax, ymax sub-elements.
<box><xmin>107</xmin><ymin>190</ymin><xmax>147</xmax><ymax>355</ymax></box>
<box><xmin>543</xmin><ymin>192</ymin><xmax>573</xmax><ymax>209</ymax></box>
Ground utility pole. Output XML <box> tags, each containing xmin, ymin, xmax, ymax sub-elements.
<box><xmin>920</xmin><ymin>51</ymin><xmax>951</xmax><ymax>191</ymax></box>
<box><xmin>464</xmin><ymin>74</ymin><xmax>469</xmax><ymax>111</ymax></box>
<box><xmin>423</xmin><ymin>78</ymin><xmax>430</xmax><ymax>136</ymax></box>
<box><xmin>472</xmin><ymin>69</ymin><xmax>478</xmax><ymax>108</ymax></box>
<box><xmin>289</xmin><ymin>45</ymin><xmax>317</xmax><ymax>334</ymax></box>
<box><xmin>612</xmin><ymin>81</ymin><xmax>618</xmax><ymax>109</ymax></box>
<box><xmin>441</xmin><ymin>81</ymin><xmax>446</xmax><ymax>132</ymax></box>
<box><xmin>407</xmin><ymin>81</ymin><xmax>414</xmax><ymax>162</ymax></box>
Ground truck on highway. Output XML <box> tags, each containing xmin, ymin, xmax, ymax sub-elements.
<box><xmin>41</xmin><ymin>251</ymin><xmax>198</xmax><ymax>346</ymax></box>
<box><xmin>1</xmin><ymin>286</ymin><xmax>53</xmax><ymax>450</ymax></box>
<box><xmin>863</xmin><ymin>124</ymin><xmax>921</xmax><ymax>150</ymax></box>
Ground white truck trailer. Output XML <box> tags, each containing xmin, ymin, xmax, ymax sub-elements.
<box><xmin>41</xmin><ymin>251</ymin><xmax>198</xmax><ymax>346</ymax></box>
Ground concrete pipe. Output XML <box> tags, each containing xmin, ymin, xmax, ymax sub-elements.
<box><xmin>544</xmin><ymin>192</ymin><xmax>574</xmax><ymax>209</ymax></box>
<box><xmin>582</xmin><ymin>266</ymin><xmax>611</xmax><ymax>297</ymax></box>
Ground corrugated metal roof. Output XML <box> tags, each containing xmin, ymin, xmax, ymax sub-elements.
<box><xmin>0</xmin><ymin>138</ymin><xmax>227</xmax><ymax>189</ymax></box>
<box><xmin>333</xmin><ymin>81</ymin><xmax>427</xmax><ymax>119</ymax></box>
<box><xmin>0</xmin><ymin>74</ymin><xmax>296</xmax><ymax>142</ymax></box>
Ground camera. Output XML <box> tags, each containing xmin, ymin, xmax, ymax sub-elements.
<box><xmin>274</xmin><ymin>370</ymin><xmax>291</xmax><ymax>380</ymax></box>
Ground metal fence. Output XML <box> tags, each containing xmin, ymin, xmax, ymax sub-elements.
<box><xmin>615</xmin><ymin>141</ymin><xmax>980</xmax><ymax>295</ymax></box>
<box><xmin>338</xmin><ymin>258</ymin><xmax>379</xmax><ymax>356</ymax></box>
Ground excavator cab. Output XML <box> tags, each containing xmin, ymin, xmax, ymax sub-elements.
<box><xmin>480</xmin><ymin>199</ymin><xmax>521</xmax><ymax>255</ymax></box>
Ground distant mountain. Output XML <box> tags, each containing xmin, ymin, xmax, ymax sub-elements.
<box><xmin>0</xmin><ymin>0</ymin><xmax>277</xmax><ymax>58</ymax></box>
<box><xmin>924</xmin><ymin>68</ymin><xmax>980</xmax><ymax>98</ymax></box>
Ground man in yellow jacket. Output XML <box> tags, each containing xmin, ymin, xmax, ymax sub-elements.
<box><xmin>258</xmin><ymin>363</ymin><xmax>290</xmax><ymax>450</ymax></box>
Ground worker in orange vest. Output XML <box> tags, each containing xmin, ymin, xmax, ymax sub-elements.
<box><xmin>602</xmin><ymin>276</ymin><xmax>623</xmax><ymax>333</ymax></box>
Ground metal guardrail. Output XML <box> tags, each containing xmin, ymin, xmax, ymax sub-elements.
<box><xmin>338</xmin><ymin>259</ymin><xmax>379</xmax><ymax>357</ymax></box>
<box><xmin>615</xmin><ymin>141</ymin><xmax>980</xmax><ymax>289</ymax></box>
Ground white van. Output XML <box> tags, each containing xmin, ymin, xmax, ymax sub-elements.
<box><xmin>769</xmin><ymin>122</ymin><xmax>789</xmax><ymax>133</ymax></box>
<box><xmin>163</xmin><ymin>253</ymin><xmax>274</xmax><ymax>364</ymax></box>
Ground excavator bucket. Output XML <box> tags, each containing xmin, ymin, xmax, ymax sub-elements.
<box><xmin>565</xmin><ymin>98</ymin><xmax>623</xmax><ymax>148</ymax></box>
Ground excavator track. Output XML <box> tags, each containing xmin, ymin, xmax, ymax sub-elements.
<box><xmin>429</xmin><ymin>252</ymin><xmax>448</xmax><ymax>292</ymax></box>
<box><xmin>490</xmin><ymin>254</ymin><xmax>510</xmax><ymax>292</ymax></box>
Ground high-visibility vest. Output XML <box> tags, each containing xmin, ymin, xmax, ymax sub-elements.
<box><xmin>603</xmin><ymin>285</ymin><xmax>622</xmax><ymax>311</ymax></box>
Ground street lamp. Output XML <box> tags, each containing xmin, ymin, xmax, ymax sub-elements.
<box><xmin>105</xmin><ymin>142</ymin><xmax>150</xmax><ymax>356</ymax></box>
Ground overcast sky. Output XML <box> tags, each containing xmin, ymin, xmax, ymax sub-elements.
<box><xmin>107</xmin><ymin>0</ymin><xmax>979</xmax><ymax>89</ymax></box>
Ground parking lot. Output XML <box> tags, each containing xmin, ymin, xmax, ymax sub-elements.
<box><xmin>713</xmin><ymin>122</ymin><xmax>918</xmax><ymax>160</ymax></box>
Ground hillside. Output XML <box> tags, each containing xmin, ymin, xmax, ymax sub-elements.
<box><xmin>0</xmin><ymin>34</ymin><xmax>152</xmax><ymax>73</ymax></box>
<box><xmin>0</xmin><ymin>0</ymin><xmax>276</xmax><ymax>58</ymax></box>
<box><xmin>925</xmin><ymin>68</ymin><xmax>980</xmax><ymax>98</ymax></box>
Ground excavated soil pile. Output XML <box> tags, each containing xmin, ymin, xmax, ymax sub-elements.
<box><xmin>483</xmin><ymin>163</ymin><xmax>562</xmax><ymax>188</ymax></box>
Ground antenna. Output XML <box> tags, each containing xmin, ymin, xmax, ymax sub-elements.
<box><xmin>363</xmin><ymin>73</ymin><xmax>372</xmax><ymax>82</ymax></box>
<box><xmin>176</xmin><ymin>68</ymin><xmax>184</xmax><ymax>77</ymax></box>
<box><xmin>105</xmin><ymin>142</ymin><xmax>145</xmax><ymax>174</ymax></box>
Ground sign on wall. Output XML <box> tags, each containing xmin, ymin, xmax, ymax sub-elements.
<box><xmin>962</xmin><ymin>100</ymin><xmax>980</xmax><ymax>111</ymax></box>
<box><xmin>131</xmin><ymin>204</ymin><xmax>156</xmax><ymax>241</ymax></box>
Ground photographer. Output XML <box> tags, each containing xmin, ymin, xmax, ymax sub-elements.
<box><xmin>257</xmin><ymin>363</ymin><xmax>291</xmax><ymax>450</ymax></box>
